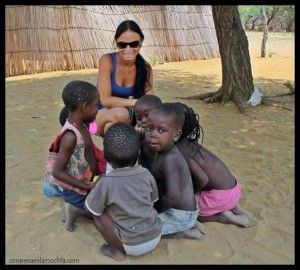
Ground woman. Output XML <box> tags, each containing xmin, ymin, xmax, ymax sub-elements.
<box><xmin>94</xmin><ymin>20</ymin><xmax>153</xmax><ymax>136</ymax></box>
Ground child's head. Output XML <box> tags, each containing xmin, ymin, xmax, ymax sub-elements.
<box><xmin>145</xmin><ymin>103</ymin><xmax>184</xmax><ymax>152</ymax></box>
<box><xmin>59</xmin><ymin>106</ymin><xmax>69</xmax><ymax>126</ymax></box>
<box><xmin>62</xmin><ymin>80</ymin><xmax>99</xmax><ymax>123</ymax></box>
<box><xmin>134</xmin><ymin>95</ymin><xmax>162</xmax><ymax>128</ymax></box>
<box><xmin>174</xmin><ymin>102</ymin><xmax>202</xmax><ymax>145</ymax></box>
<box><xmin>103</xmin><ymin>122</ymin><xmax>140</xmax><ymax>168</ymax></box>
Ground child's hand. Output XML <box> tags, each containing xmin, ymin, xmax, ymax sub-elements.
<box><xmin>86</xmin><ymin>181</ymin><xmax>96</xmax><ymax>190</ymax></box>
<box><xmin>135</xmin><ymin>125</ymin><xmax>145</xmax><ymax>135</ymax></box>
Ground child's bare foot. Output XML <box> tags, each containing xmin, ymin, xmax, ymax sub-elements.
<box><xmin>221</xmin><ymin>210</ymin><xmax>256</xmax><ymax>228</ymax></box>
<box><xmin>195</xmin><ymin>221</ymin><xmax>207</xmax><ymax>235</ymax></box>
<box><xmin>60</xmin><ymin>207</ymin><xmax>66</xmax><ymax>223</ymax></box>
<box><xmin>162</xmin><ymin>225</ymin><xmax>206</xmax><ymax>240</ymax></box>
<box><xmin>181</xmin><ymin>226</ymin><xmax>206</xmax><ymax>240</ymax></box>
<box><xmin>99</xmin><ymin>244</ymin><xmax>126</xmax><ymax>261</ymax></box>
<box><xmin>64</xmin><ymin>203</ymin><xmax>83</xmax><ymax>231</ymax></box>
<box><xmin>232</xmin><ymin>205</ymin><xmax>257</xmax><ymax>222</ymax></box>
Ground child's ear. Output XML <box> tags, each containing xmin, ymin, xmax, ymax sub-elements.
<box><xmin>173</xmin><ymin>129</ymin><xmax>182</xmax><ymax>142</ymax></box>
<box><xmin>82</xmin><ymin>102</ymin><xmax>88</xmax><ymax>112</ymax></box>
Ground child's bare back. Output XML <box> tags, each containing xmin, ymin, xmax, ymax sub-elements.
<box><xmin>176</xmin><ymin>139</ymin><xmax>236</xmax><ymax>192</ymax></box>
<box><xmin>174</xmin><ymin>102</ymin><xmax>257</xmax><ymax>228</ymax></box>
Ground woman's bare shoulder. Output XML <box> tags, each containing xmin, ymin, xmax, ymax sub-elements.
<box><xmin>99</xmin><ymin>53</ymin><xmax>113</xmax><ymax>65</ymax></box>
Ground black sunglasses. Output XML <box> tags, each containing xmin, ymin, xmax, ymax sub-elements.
<box><xmin>116</xmin><ymin>40</ymin><xmax>141</xmax><ymax>49</ymax></box>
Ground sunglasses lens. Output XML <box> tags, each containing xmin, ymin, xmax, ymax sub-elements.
<box><xmin>117</xmin><ymin>41</ymin><xmax>140</xmax><ymax>49</ymax></box>
<box><xmin>117</xmin><ymin>42</ymin><xmax>127</xmax><ymax>49</ymax></box>
<box><xmin>130</xmin><ymin>41</ymin><xmax>140</xmax><ymax>48</ymax></box>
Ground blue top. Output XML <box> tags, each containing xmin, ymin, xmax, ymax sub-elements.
<box><xmin>110</xmin><ymin>52</ymin><xmax>136</xmax><ymax>97</ymax></box>
<box><xmin>97</xmin><ymin>52</ymin><xmax>136</xmax><ymax>110</ymax></box>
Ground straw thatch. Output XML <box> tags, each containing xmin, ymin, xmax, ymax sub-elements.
<box><xmin>5</xmin><ymin>5</ymin><xmax>219</xmax><ymax>76</ymax></box>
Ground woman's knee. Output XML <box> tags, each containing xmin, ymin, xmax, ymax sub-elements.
<box><xmin>111</xmin><ymin>107</ymin><xmax>130</xmax><ymax>123</ymax></box>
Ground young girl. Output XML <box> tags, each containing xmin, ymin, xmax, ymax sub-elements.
<box><xmin>46</xmin><ymin>80</ymin><xmax>100</xmax><ymax>231</ymax></box>
<box><xmin>173</xmin><ymin>102</ymin><xmax>257</xmax><ymax>227</ymax></box>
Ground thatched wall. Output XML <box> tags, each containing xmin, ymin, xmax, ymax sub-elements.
<box><xmin>5</xmin><ymin>5</ymin><xmax>219</xmax><ymax>76</ymax></box>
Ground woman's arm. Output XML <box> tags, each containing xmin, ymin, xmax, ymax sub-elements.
<box><xmin>98</xmin><ymin>54</ymin><xmax>137</xmax><ymax>108</ymax></box>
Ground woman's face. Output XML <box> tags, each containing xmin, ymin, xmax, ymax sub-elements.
<box><xmin>115</xmin><ymin>30</ymin><xmax>142</xmax><ymax>61</ymax></box>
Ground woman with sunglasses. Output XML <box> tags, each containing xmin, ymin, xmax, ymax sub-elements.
<box><xmin>94</xmin><ymin>20</ymin><xmax>153</xmax><ymax>136</ymax></box>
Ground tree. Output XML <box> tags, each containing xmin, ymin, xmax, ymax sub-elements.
<box><xmin>179</xmin><ymin>5</ymin><xmax>293</xmax><ymax>112</ymax></box>
<box><xmin>261</xmin><ymin>6</ymin><xmax>268</xmax><ymax>57</ymax></box>
<box><xmin>180</xmin><ymin>5</ymin><xmax>255</xmax><ymax>113</ymax></box>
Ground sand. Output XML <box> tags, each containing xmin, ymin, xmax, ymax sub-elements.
<box><xmin>5</xmin><ymin>31</ymin><xmax>294</xmax><ymax>264</ymax></box>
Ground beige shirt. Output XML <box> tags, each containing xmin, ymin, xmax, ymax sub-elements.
<box><xmin>85</xmin><ymin>165</ymin><xmax>162</xmax><ymax>245</ymax></box>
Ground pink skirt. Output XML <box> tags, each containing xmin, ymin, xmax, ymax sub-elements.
<box><xmin>196</xmin><ymin>180</ymin><xmax>242</xmax><ymax>217</ymax></box>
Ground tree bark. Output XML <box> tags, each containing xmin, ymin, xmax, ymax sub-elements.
<box><xmin>261</xmin><ymin>6</ymin><xmax>268</xmax><ymax>58</ymax></box>
<box><xmin>211</xmin><ymin>5</ymin><xmax>255</xmax><ymax>112</ymax></box>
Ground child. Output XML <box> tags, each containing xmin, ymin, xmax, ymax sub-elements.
<box><xmin>143</xmin><ymin>103</ymin><xmax>205</xmax><ymax>239</ymax></box>
<box><xmin>60</xmin><ymin>105</ymin><xmax>98</xmax><ymax>135</ymax></box>
<box><xmin>85</xmin><ymin>123</ymin><xmax>162</xmax><ymax>261</ymax></box>
<box><xmin>46</xmin><ymin>80</ymin><xmax>100</xmax><ymax>231</ymax></box>
<box><xmin>134</xmin><ymin>95</ymin><xmax>162</xmax><ymax>169</ymax></box>
<box><xmin>134</xmin><ymin>95</ymin><xmax>162</xmax><ymax>134</ymax></box>
<box><xmin>174</xmin><ymin>102</ymin><xmax>256</xmax><ymax>227</ymax></box>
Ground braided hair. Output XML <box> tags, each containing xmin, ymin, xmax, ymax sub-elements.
<box><xmin>173</xmin><ymin>102</ymin><xmax>204</xmax><ymax>157</ymax></box>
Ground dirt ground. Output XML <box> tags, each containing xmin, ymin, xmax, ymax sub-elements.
<box><xmin>5</xmin><ymin>31</ymin><xmax>294</xmax><ymax>264</ymax></box>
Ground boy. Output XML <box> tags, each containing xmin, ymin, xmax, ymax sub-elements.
<box><xmin>144</xmin><ymin>103</ymin><xmax>206</xmax><ymax>239</ymax></box>
<box><xmin>85</xmin><ymin>123</ymin><xmax>162</xmax><ymax>261</ymax></box>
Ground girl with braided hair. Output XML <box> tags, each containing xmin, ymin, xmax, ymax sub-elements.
<box><xmin>174</xmin><ymin>102</ymin><xmax>257</xmax><ymax>228</ymax></box>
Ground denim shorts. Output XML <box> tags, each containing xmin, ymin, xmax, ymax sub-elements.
<box><xmin>63</xmin><ymin>189</ymin><xmax>86</xmax><ymax>209</ymax></box>
<box><xmin>42</xmin><ymin>181</ymin><xmax>63</xmax><ymax>197</ymax></box>
<box><xmin>123</xmin><ymin>235</ymin><xmax>161</xmax><ymax>256</ymax></box>
<box><xmin>158</xmin><ymin>208</ymin><xmax>198</xmax><ymax>235</ymax></box>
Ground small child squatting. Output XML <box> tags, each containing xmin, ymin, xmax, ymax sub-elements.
<box><xmin>85</xmin><ymin>123</ymin><xmax>162</xmax><ymax>261</ymax></box>
<box><xmin>174</xmin><ymin>102</ymin><xmax>257</xmax><ymax>227</ymax></box>
<box><xmin>143</xmin><ymin>103</ymin><xmax>207</xmax><ymax>239</ymax></box>
<box><xmin>135</xmin><ymin>96</ymin><xmax>207</xmax><ymax>238</ymax></box>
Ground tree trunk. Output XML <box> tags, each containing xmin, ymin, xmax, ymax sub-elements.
<box><xmin>261</xmin><ymin>6</ymin><xmax>268</xmax><ymax>57</ymax></box>
<box><xmin>211</xmin><ymin>5</ymin><xmax>255</xmax><ymax>112</ymax></box>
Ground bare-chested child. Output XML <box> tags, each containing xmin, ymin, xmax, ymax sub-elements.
<box><xmin>134</xmin><ymin>95</ymin><xmax>162</xmax><ymax>168</ymax></box>
<box><xmin>173</xmin><ymin>102</ymin><xmax>257</xmax><ymax>227</ymax></box>
<box><xmin>143</xmin><ymin>103</ymin><xmax>206</xmax><ymax>239</ymax></box>
<box><xmin>85</xmin><ymin>123</ymin><xmax>162</xmax><ymax>261</ymax></box>
<box><xmin>49</xmin><ymin>80</ymin><xmax>100</xmax><ymax>231</ymax></box>
<box><xmin>134</xmin><ymin>95</ymin><xmax>162</xmax><ymax>134</ymax></box>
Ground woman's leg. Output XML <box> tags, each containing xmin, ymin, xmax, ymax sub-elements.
<box><xmin>96</xmin><ymin>107</ymin><xmax>130</xmax><ymax>136</ymax></box>
<box><xmin>93</xmin><ymin>211</ymin><xmax>126</xmax><ymax>261</ymax></box>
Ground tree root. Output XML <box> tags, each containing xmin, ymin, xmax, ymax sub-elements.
<box><xmin>263</xmin><ymin>90</ymin><xmax>294</xmax><ymax>98</ymax></box>
<box><xmin>176</xmin><ymin>91</ymin><xmax>216</xmax><ymax>101</ymax></box>
<box><xmin>176</xmin><ymin>89</ymin><xmax>294</xmax><ymax>112</ymax></box>
<box><xmin>261</xmin><ymin>97</ymin><xmax>293</xmax><ymax>111</ymax></box>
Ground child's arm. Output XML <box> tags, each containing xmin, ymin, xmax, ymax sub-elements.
<box><xmin>81</xmin><ymin>130</ymin><xmax>98</xmax><ymax>175</ymax></box>
<box><xmin>187</xmin><ymin>157</ymin><xmax>209</xmax><ymax>192</ymax></box>
<box><xmin>52</xmin><ymin>131</ymin><xmax>94</xmax><ymax>191</ymax></box>
<box><xmin>155</xmin><ymin>156</ymin><xmax>181</xmax><ymax>213</ymax></box>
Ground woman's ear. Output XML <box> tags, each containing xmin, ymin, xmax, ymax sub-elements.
<box><xmin>173</xmin><ymin>129</ymin><xmax>182</xmax><ymax>142</ymax></box>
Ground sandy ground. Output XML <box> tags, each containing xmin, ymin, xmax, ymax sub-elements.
<box><xmin>5</xmin><ymin>31</ymin><xmax>294</xmax><ymax>264</ymax></box>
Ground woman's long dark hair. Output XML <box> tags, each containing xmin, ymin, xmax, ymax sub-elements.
<box><xmin>114</xmin><ymin>20</ymin><xmax>150</xmax><ymax>99</ymax></box>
